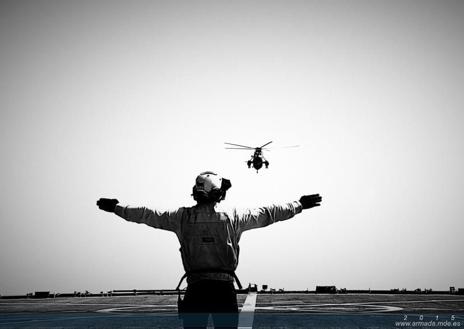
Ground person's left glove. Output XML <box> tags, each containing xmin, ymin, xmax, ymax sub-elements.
<box><xmin>299</xmin><ymin>194</ymin><xmax>322</xmax><ymax>209</ymax></box>
<box><xmin>97</xmin><ymin>198</ymin><xmax>119</xmax><ymax>213</ymax></box>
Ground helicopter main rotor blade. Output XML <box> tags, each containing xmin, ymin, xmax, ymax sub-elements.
<box><xmin>280</xmin><ymin>145</ymin><xmax>300</xmax><ymax>148</ymax></box>
<box><xmin>259</xmin><ymin>141</ymin><xmax>273</xmax><ymax>148</ymax></box>
<box><xmin>224</xmin><ymin>142</ymin><xmax>255</xmax><ymax>149</ymax></box>
<box><xmin>225</xmin><ymin>147</ymin><xmax>254</xmax><ymax>150</ymax></box>
<box><xmin>261</xmin><ymin>145</ymin><xmax>299</xmax><ymax>152</ymax></box>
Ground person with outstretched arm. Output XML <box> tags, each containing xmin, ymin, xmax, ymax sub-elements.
<box><xmin>97</xmin><ymin>171</ymin><xmax>322</xmax><ymax>329</ymax></box>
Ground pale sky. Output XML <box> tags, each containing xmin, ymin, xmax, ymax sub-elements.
<box><xmin>1</xmin><ymin>0</ymin><xmax>463</xmax><ymax>295</ymax></box>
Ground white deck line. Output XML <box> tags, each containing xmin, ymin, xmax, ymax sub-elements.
<box><xmin>238</xmin><ymin>292</ymin><xmax>257</xmax><ymax>329</ymax></box>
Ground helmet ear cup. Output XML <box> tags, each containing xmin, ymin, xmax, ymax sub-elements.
<box><xmin>217</xmin><ymin>178</ymin><xmax>231</xmax><ymax>202</ymax></box>
<box><xmin>192</xmin><ymin>185</ymin><xmax>197</xmax><ymax>201</ymax></box>
<box><xmin>221</xmin><ymin>179</ymin><xmax>231</xmax><ymax>192</ymax></box>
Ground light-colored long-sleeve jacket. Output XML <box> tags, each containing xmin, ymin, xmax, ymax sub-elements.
<box><xmin>114</xmin><ymin>201</ymin><xmax>302</xmax><ymax>284</ymax></box>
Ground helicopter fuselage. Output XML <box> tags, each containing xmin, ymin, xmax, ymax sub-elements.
<box><xmin>252</xmin><ymin>156</ymin><xmax>263</xmax><ymax>170</ymax></box>
<box><xmin>247</xmin><ymin>149</ymin><xmax>269</xmax><ymax>172</ymax></box>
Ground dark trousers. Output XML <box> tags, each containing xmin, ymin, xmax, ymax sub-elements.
<box><xmin>179</xmin><ymin>280</ymin><xmax>239</xmax><ymax>329</ymax></box>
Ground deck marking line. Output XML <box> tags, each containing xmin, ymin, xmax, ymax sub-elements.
<box><xmin>238</xmin><ymin>292</ymin><xmax>257</xmax><ymax>329</ymax></box>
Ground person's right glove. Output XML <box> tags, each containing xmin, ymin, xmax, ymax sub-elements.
<box><xmin>96</xmin><ymin>198</ymin><xmax>119</xmax><ymax>213</ymax></box>
<box><xmin>299</xmin><ymin>194</ymin><xmax>322</xmax><ymax>209</ymax></box>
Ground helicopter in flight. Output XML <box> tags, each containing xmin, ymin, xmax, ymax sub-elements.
<box><xmin>224</xmin><ymin>141</ymin><xmax>274</xmax><ymax>172</ymax></box>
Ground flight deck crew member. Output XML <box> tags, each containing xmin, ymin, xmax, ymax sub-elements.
<box><xmin>97</xmin><ymin>171</ymin><xmax>322</xmax><ymax>329</ymax></box>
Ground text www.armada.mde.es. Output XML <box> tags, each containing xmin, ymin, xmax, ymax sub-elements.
<box><xmin>395</xmin><ymin>315</ymin><xmax>461</xmax><ymax>327</ymax></box>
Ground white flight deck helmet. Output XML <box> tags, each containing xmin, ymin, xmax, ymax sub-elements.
<box><xmin>192</xmin><ymin>171</ymin><xmax>231</xmax><ymax>203</ymax></box>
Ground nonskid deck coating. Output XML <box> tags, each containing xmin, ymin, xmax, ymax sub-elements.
<box><xmin>1</xmin><ymin>294</ymin><xmax>464</xmax><ymax>328</ymax></box>
<box><xmin>1</xmin><ymin>294</ymin><xmax>464</xmax><ymax>314</ymax></box>
<box><xmin>256</xmin><ymin>293</ymin><xmax>464</xmax><ymax>313</ymax></box>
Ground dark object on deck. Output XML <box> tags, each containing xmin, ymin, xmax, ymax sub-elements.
<box><xmin>316</xmin><ymin>286</ymin><xmax>336</xmax><ymax>294</ymax></box>
<box><xmin>34</xmin><ymin>291</ymin><xmax>50</xmax><ymax>298</ymax></box>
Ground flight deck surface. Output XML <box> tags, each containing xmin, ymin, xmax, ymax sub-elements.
<box><xmin>1</xmin><ymin>293</ymin><xmax>463</xmax><ymax>328</ymax></box>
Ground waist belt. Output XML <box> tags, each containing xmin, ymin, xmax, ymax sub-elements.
<box><xmin>176</xmin><ymin>269</ymin><xmax>242</xmax><ymax>290</ymax></box>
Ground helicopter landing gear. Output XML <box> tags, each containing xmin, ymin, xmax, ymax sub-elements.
<box><xmin>264</xmin><ymin>161</ymin><xmax>269</xmax><ymax>168</ymax></box>
<box><xmin>247</xmin><ymin>160</ymin><xmax>252</xmax><ymax>168</ymax></box>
